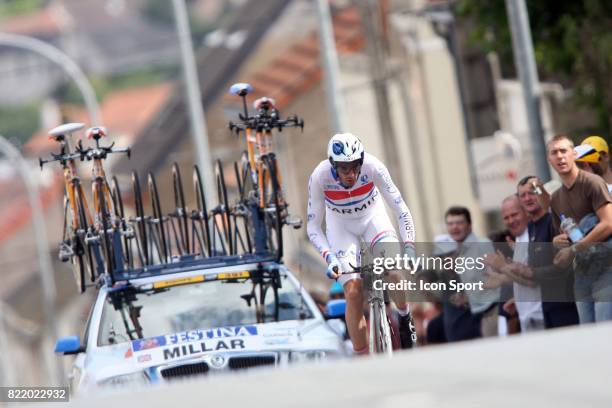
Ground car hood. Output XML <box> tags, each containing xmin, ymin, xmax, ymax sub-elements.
<box><xmin>86</xmin><ymin>319</ymin><xmax>343</xmax><ymax>384</ymax></box>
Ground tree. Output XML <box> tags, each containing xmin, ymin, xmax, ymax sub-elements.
<box><xmin>456</xmin><ymin>0</ymin><xmax>612</xmax><ymax>136</ymax></box>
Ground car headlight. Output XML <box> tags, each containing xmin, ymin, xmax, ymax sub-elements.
<box><xmin>98</xmin><ymin>371</ymin><xmax>149</xmax><ymax>388</ymax></box>
<box><xmin>289</xmin><ymin>350</ymin><xmax>328</xmax><ymax>362</ymax></box>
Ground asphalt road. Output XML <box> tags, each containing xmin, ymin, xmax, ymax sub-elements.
<box><xmin>64</xmin><ymin>322</ymin><xmax>612</xmax><ymax>408</ymax></box>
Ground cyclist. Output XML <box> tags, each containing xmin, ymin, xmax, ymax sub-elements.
<box><xmin>307</xmin><ymin>133</ymin><xmax>417</xmax><ymax>354</ymax></box>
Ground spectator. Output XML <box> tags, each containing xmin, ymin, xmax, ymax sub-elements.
<box><xmin>488</xmin><ymin>230</ymin><xmax>520</xmax><ymax>335</ymax></box>
<box><xmin>445</xmin><ymin>206</ymin><xmax>499</xmax><ymax>337</ymax></box>
<box><xmin>547</xmin><ymin>134</ymin><xmax>612</xmax><ymax>323</ymax></box>
<box><xmin>433</xmin><ymin>235</ymin><xmax>481</xmax><ymax>342</ymax></box>
<box><xmin>415</xmin><ymin>268</ymin><xmax>446</xmax><ymax>345</ymax></box>
<box><xmin>514</xmin><ymin>176</ymin><xmax>579</xmax><ymax>329</ymax></box>
<box><xmin>486</xmin><ymin>195</ymin><xmax>545</xmax><ymax>332</ymax></box>
<box><xmin>575</xmin><ymin>136</ymin><xmax>612</xmax><ymax>192</ymax></box>
<box><xmin>425</xmin><ymin>304</ymin><xmax>446</xmax><ymax>345</ymax></box>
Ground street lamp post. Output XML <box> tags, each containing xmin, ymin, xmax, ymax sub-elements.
<box><xmin>0</xmin><ymin>136</ymin><xmax>62</xmax><ymax>385</ymax></box>
<box><xmin>0</xmin><ymin>32</ymin><xmax>101</xmax><ymax>125</ymax></box>
<box><xmin>505</xmin><ymin>0</ymin><xmax>550</xmax><ymax>181</ymax></box>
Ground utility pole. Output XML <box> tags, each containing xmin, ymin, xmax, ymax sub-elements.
<box><xmin>505</xmin><ymin>0</ymin><xmax>550</xmax><ymax>180</ymax></box>
<box><xmin>172</xmin><ymin>0</ymin><xmax>215</xmax><ymax>207</ymax></box>
<box><xmin>427</xmin><ymin>8</ymin><xmax>479</xmax><ymax>197</ymax></box>
<box><xmin>315</xmin><ymin>0</ymin><xmax>347</xmax><ymax>132</ymax></box>
<box><xmin>357</xmin><ymin>0</ymin><xmax>404</xmax><ymax>189</ymax></box>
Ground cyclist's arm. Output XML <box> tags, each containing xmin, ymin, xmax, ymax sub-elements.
<box><xmin>372</xmin><ymin>159</ymin><xmax>416</xmax><ymax>247</ymax></box>
<box><xmin>306</xmin><ymin>172</ymin><xmax>332</xmax><ymax>260</ymax></box>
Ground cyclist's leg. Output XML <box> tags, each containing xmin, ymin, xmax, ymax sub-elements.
<box><xmin>362</xmin><ymin>207</ymin><xmax>409</xmax><ymax>310</ymax></box>
<box><xmin>326</xmin><ymin>215</ymin><xmax>367</xmax><ymax>354</ymax></box>
<box><xmin>363</xmin><ymin>206</ymin><xmax>416</xmax><ymax>348</ymax></box>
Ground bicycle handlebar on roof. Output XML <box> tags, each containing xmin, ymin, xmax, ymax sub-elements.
<box><xmin>79</xmin><ymin>127</ymin><xmax>131</xmax><ymax>161</ymax></box>
<box><xmin>229</xmin><ymin>115</ymin><xmax>304</xmax><ymax>134</ymax></box>
<box><xmin>227</xmin><ymin>82</ymin><xmax>304</xmax><ymax>134</ymax></box>
<box><xmin>39</xmin><ymin>151</ymin><xmax>84</xmax><ymax>169</ymax></box>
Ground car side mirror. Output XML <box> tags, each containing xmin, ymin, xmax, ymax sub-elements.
<box><xmin>55</xmin><ymin>335</ymin><xmax>85</xmax><ymax>355</ymax></box>
<box><xmin>327</xmin><ymin>319</ymin><xmax>347</xmax><ymax>338</ymax></box>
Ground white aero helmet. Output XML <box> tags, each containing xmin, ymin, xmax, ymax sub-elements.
<box><xmin>327</xmin><ymin>133</ymin><xmax>365</xmax><ymax>166</ymax></box>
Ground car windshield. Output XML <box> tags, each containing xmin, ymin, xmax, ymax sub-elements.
<box><xmin>97</xmin><ymin>271</ymin><xmax>314</xmax><ymax>346</ymax></box>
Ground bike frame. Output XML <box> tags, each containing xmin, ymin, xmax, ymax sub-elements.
<box><xmin>48</xmin><ymin>138</ymin><xmax>94</xmax><ymax>232</ymax></box>
<box><xmin>40</xmin><ymin>124</ymin><xmax>104</xmax><ymax>290</ymax></box>
<box><xmin>91</xmin><ymin>159</ymin><xmax>115</xmax><ymax>230</ymax></box>
<box><xmin>84</xmin><ymin>128</ymin><xmax>130</xmax><ymax>278</ymax></box>
<box><xmin>244</xmin><ymin>126</ymin><xmax>284</xmax><ymax>209</ymax></box>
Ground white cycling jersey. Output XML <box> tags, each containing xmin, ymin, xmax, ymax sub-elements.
<box><xmin>307</xmin><ymin>153</ymin><xmax>416</xmax><ymax>264</ymax></box>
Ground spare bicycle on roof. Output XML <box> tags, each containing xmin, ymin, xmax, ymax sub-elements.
<box><xmin>228</xmin><ymin>82</ymin><xmax>305</xmax><ymax>262</ymax></box>
<box><xmin>39</xmin><ymin>83</ymin><xmax>305</xmax><ymax>293</ymax></box>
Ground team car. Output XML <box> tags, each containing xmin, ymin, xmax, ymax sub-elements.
<box><xmin>55</xmin><ymin>254</ymin><xmax>347</xmax><ymax>393</ymax></box>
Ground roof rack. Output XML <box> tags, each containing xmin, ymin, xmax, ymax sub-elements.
<box><xmin>112</xmin><ymin>253</ymin><xmax>277</xmax><ymax>282</ymax></box>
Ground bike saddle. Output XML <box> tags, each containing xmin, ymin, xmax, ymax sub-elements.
<box><xmin>48</xmin><ymin>123</ymin><xmax>85</xmax><ymax>141</ymax></box>
<box><xmin>86</xmin><ymin>126</ymin><xmax>108</xmax><ymax>140</ymax></box>
<box><xmin>229</xmin><ymin>82</ymin><xmax>253</xmax><ymax>96</ymax></box>
<box><xmin>253</xmin><ymin>97</ymin><xmax>276</xmax><ymax>111</ymax></box>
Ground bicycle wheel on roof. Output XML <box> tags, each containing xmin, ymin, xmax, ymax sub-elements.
<box><xmin>63</xmin><ymin>194</ymin><xmax>86</xmax><ymax>293</ymax></box>
<box><xmin>215</xmin><ymin>159</ymin><xmax>233</xmax><ymax>255</ymax></box>
<box><xmin>233</xmin><ymin>156</ymin><xmax>253</xmax><ymax>255</ymax></box>
<box><xmin>148</xmin><ymin>172</ymin><xmax>168</xmax><ymax>263</ymax></box>
<box><xmin>96</xmin><ymin>181</ymin><xmax>115</xmax><ymax>277</ymax></box>
<box><xmin>132</xmin><ymin>171</ymin><xmax>149</xmax><ymax>266</ymax></box>
<box><xmin>192</xmin><ymin>165</ymin><xmax>212</xmax><ymax>257</ymax></box>
<box><xmin>261</xmin><ymin>154</ymin><xmax>283</xmax><ymax>261</ymax></box>
<box><xmin>111</xmin><ymin>176</ymin><xmax>132</xmax><ymax>270</ymax></box>
<box><xmin>172</xmin><ymin>163</ymin><xmax>190</xmax><ymax>255</ymax></box>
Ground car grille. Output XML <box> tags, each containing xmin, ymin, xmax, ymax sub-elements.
<box><xmin>228</xmin><ymin>355</ymin><xmax>276</xmax><ymax>370</ymax></box>
<box><xmin>160</xmin><ymin>362</ymin><xmax>209</xmax><ymax>379</ymax></box>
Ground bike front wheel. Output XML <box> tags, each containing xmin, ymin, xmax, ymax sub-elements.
<box><xmin>369</xmin><ymin>300</ymin><xmax>393</xmax><ymax>356</ymax></box>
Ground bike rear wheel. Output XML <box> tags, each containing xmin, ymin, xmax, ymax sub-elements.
<box><xmin>75</xmin><ymin>185</ymin><xmax>96</xmax><ymax>283</ymax></box>
<box><xmin>261</xmin><ymin>154</ymin><xmax>283</xmax><ymax>261</ymax></box>
<box><xmin>63</xmin><ymin>194</ymin><xmax>86</xmax><ymax>293</ymax></box>
<box><xmin>96</xmin><ymin>181</ymin><xmax>115</xmax><ymax>277</ymax></box>
<box><xmin>172</xmin><ymin>162</ymin><xmax>189</xmax><ymax>254</ymax></box>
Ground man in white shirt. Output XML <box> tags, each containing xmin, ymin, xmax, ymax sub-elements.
<box><xmin>486</xmin><ymin>195</ymin><xmax>545</xmax><ymax>332</ymax></box>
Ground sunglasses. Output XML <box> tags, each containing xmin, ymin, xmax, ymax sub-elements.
<box><xmin>336</xmin><ymin>163</ymin><xmax>361</xmax><ymax>176</ymax></box>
